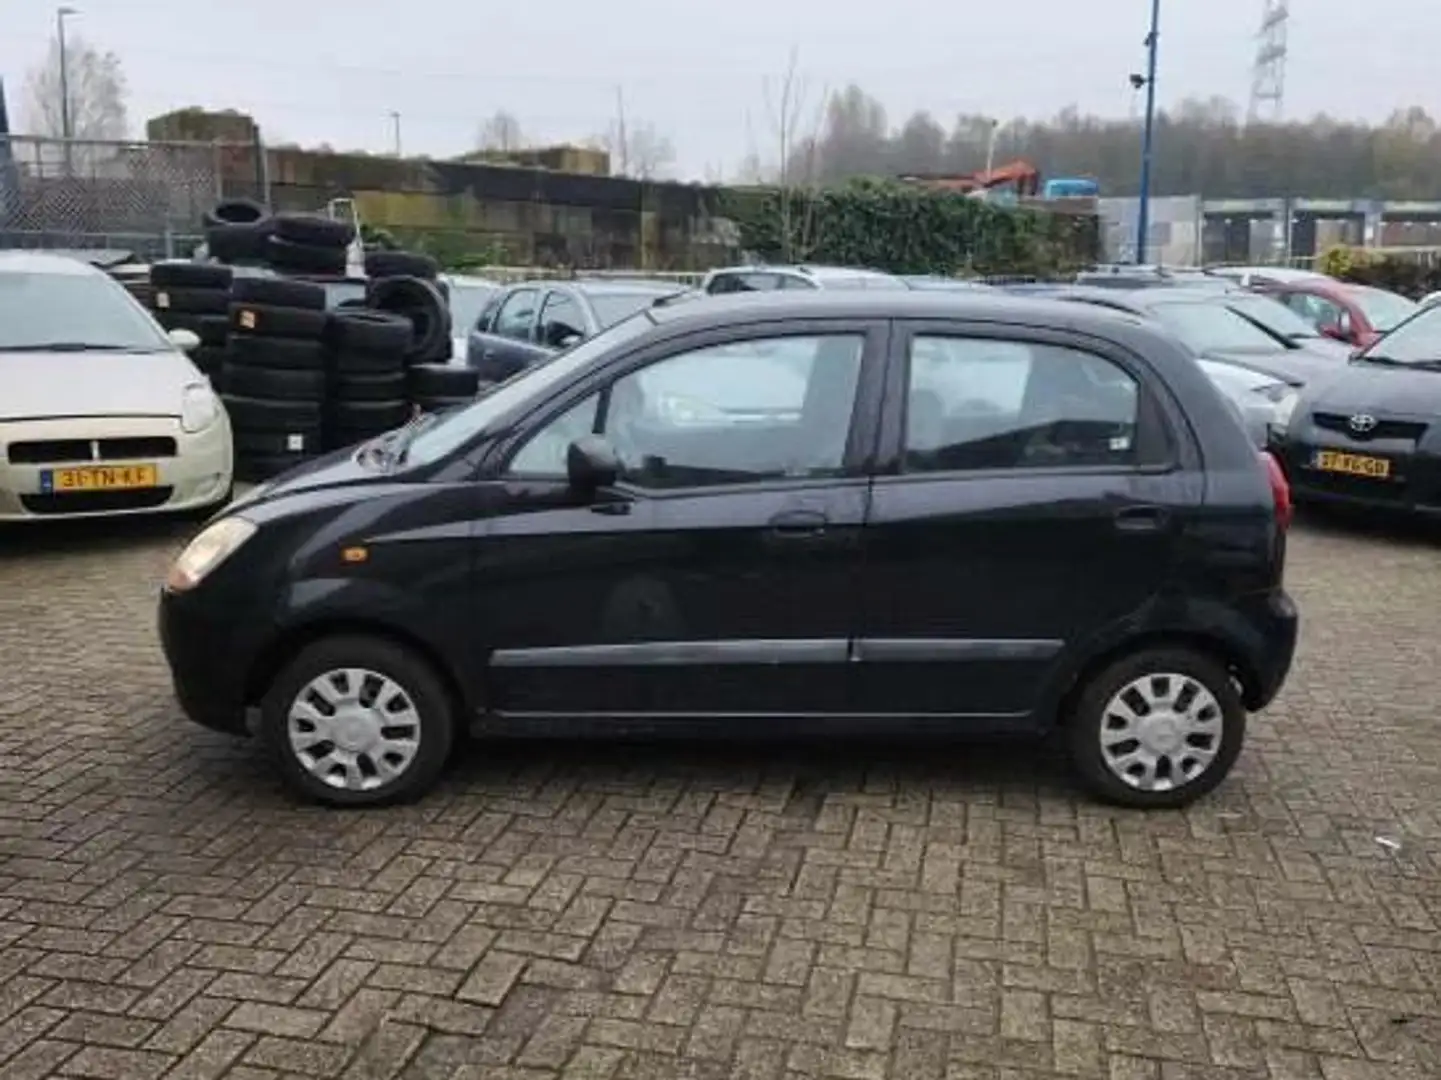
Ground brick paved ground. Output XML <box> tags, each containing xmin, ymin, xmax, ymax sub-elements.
<box><xmin>0</xmin><ymin>509</ymin><xmax>1437</xmax><ymax>1080</ymax></box>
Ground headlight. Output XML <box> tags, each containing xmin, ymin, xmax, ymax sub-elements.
<box><xmin>1268</xmin><ymin>389</ymin><xmax>1300</xmax><ymax>432</ymax></box>
<box><xmin>180</xmin><ymin>383</ymin><xmax>221</xmax><ymax>433</ymax></box>
<box><xmin>166</xmin><ymin>516</ymin><xmax>256</xmax><ymax>592</ymax></box>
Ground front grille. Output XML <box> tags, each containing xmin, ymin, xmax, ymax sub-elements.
<box><xmin>20</xmin><ymin>489</ymin><xmax>174</xmax><ymax>515</ymax></box>
<box><xmin>6</xmin><ymin>436</ymin><xmax>177</xmax><ymax>464</ymax></box>
<box><xmin>1312</xmin><ymin>413</ymin><xmax>1427</xmax><ymax>442</ymax></box>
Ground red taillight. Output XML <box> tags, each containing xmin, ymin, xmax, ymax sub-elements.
<box><xmin>1261</xmin><ymin>450</ymin><xmax>1291</xmax><ymax>530</ymax></box>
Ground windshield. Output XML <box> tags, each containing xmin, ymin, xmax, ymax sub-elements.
<box><xmin>0</xmin><ymin>269</ymin><xmax>173</xmax><ymax>351</ymax></box>
<box><xmin>401</xmin><ymin>310</ymin><xmax>658</xmax><ymax>464</ymax></box>
<box><xmin>590</xmin><ymin>292</ymin><xmax>667</xmax><ymax>328</ymax></box>
<box><xmin>448</xmin><ymin>282</ymin><xmax>496</xmax><ymax>331</ymax></box>
<box><xmin>1356</xmin><ymin>302</ymin><xmax>1441</xmax><ymax>365</ymax></box>
<box><xmin>1146</xmin><ymin>301</ymin><xmax>1285</xmax><ymax>354</ymax></box>
<box><xmin>1349</xmin><ymin>287</ymin><xmax>1418</xmax><ymax>333</ymax></box>
<box><xmin>1225</xmin><ymin>295</ymin><xmax>1318</xmax><ymax>338</ymax></box>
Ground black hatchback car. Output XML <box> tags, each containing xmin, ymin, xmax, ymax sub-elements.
<box><xmin>158</xmin><ymin>291</ymin><xmax>1298</xmax><ymax>810</ymax></box>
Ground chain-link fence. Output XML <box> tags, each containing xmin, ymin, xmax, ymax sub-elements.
<box><xmin>0</xmin><ymin>135</ymin><xmax>229</xmax><ymax>260</ymax></box>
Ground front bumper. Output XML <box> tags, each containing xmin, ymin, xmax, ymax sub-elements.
<box><xmin>0</xmin><ymin>415</ymin><xmax>232</xmax><ymax>522</ymax></box>
<box><xmin>1271</xmin><ymin>427</ymin><xmax>1441</xmax><ymax>516</ymax></box>
<box><xmin>158</xmin><ymin>583</ymin><xmax>270</xmax><ymax>736</ymax></box>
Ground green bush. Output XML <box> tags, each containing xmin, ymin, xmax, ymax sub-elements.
<box><xmin>1323</xmin><ymin>246</ymin><xmax>1441</xmax><ymax>298</ymax></box>
<box><xmin>718</xmin><ymin>177</ymin><xmax>1098</xmax><ymax>278</ymax></box>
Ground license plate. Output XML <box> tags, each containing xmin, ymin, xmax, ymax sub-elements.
<box><xmin>39</xmin><ymin>464</ymin><xmax>159</xmax><ymax>493</ymax></box>
<box><xmin>1312</xmin><ymin>449</ymin><xmax>1391</xmax><ymax>479</ymax></box>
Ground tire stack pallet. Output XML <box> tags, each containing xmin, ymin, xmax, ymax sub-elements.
<box><xmin>324</xmin><ymin>311</ymin><xmax>415</xmax><ymax>451</ymax></box>
<box><xmin>267</xmin><ymin>213</ymin><xmax>355</xmax><ymax>277</ymax></box>
<box><xmin>146</xmin><ymin>261</ymin><xmax>233</xmax><ymax>383</ymax></box>
<box><xmin>221</xmin><ymin>278</ymin><xmax>330</xmax><ymax>481</ymax></box>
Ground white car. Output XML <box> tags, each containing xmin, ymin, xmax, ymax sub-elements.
<box><xmin>439</xmin><ymin>273</ymin><xmax>500</xmax><ymax>363</ymax></box>
<box><xmin>1196</xmin><ymin>357</ymin><xmax>1294</xmax><ymax>448</ymax></box>
<box><xmin>0</xmin><ymin>252</ymin><xmax>233</xmax><ymax>521</ymax></box>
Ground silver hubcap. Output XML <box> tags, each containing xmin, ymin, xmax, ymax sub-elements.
<box><xmin>1098</xmin><ymin>672</ymin><xmax>1223</xmax><ymax>792</ymax></box>
<box><xmin>287</xmin><ymin>668</ymin><xmax>421</xmax><ymax>792</ymax></box>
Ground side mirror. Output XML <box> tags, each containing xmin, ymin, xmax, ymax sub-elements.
<box><xmin>168</xmin><ymin>327</ymin><xmax>201</xmax><ymax>352</ymax></box>
<box><xmin>557</xmin><ymin>332</ymin><xmax>583</xmax><ymax>350</ymax></box>
<box><xmin>566</xmin><ymin>435</ymin><xmax>620</xmax><ymax>493</ymax></box>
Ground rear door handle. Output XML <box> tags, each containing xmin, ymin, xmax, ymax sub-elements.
<box><xmin>768</xmin><ymin>509</ymin><xmax>828</xmax><ymax>537</ymax></box>
<box><xmin>1114</xmin><ymin>505</ymin><xmax>1168</xmax><ymax>532</ymax></box>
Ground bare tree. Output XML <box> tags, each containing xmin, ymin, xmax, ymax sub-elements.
<box><xmin>23</xmin><ymin>31</ymin><xmax>128</xmax><ymax>140</ymax></box>
<box><xmin>475</xmin><ymin>110</ymin><xmax>524</xmax><ymax>153</ymax></box>
<box><xmin>593</xmin><ymin>119</ymin><xmax>677</xmax><ymax>180</ymax></box>
<box><xmin>761</xmin><ymin>47</ymin><xmax>829</xmax><ymax>261</ymax></box>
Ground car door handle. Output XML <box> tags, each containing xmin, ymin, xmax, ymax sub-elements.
<box><xmin>768</xmin><ymin>509</ymin><xmax>828</xmax><ymax>537</ymax></box>
<box><xmin>1114</xmin><ymin>505</ymin><xmax>1168</xmax><ymax>532</ymax></box>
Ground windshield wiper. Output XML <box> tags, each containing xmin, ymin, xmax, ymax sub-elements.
<box><xmin>0</xmin><ymin>342</ymin><xmax>137</xmax><ymax>352</ymax></box>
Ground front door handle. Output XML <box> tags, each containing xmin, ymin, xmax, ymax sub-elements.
<box><xmin>1114</xmin><ymin>505</ymin><xmax>1168</xmax><ymax>532</ymax></box>
<box><xmin>768</xmin><ymin>509</ymin><xmax>828</xmax><ymax>537</ymax></box>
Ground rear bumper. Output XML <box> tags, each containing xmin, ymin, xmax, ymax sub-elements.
<box><xmin>1239</xmin><ymin>588</ymin><xmax>1298</xmax><ymax>711</ymax></box>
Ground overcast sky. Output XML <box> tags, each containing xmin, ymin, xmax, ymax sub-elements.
<box><xmin>1</xmin><ymin>0</ymin><xmax>1435</xmax><ymax>179</ymax></box>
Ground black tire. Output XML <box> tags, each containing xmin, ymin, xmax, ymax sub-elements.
<box><xmin>205</xmin><ymin>221</ymin><xmax>273</xmax><ymax>264</ymax></box>
<box><xmin>335</xmin><ymin>370</ymin><xmax>407</xmax><ymax>401</ymax></box>
<box><xmin>227</xmin><ymin>334</ymin><xmax>326</xmax><ymax>371</ymax></box>
<box><xmin>366</xmin><ymin>276</ymin><xmax>451</xmax><ymax>363</ymax></box>
<box><xmin>229</xmin><ymin>302</ymin><xmax>329</xmax><ymax>341</ymax></box>
<box><xmin>234</xmin><ymin>426</ymin><xmax>323</xmax><ymax>456</ymax></box>
<box><xmin>407</xmin><ymin>362</ymin><xmax>480</xmax><ymax>398</ymax></box>
<box><xmin>153</xmin><ymin>285</ymin><xmax>230</xmax><ymax>316</ymax></box>
<box><xmin>364</xmin><ymin>250</ymin><xmax>440</xmax><ymax>280</ymax></box>
<box><xmin>266</xmin><ymin>235</ymin><xmax>348</xmax><ymax>276</ymax></box>
<box><xmin>223</xmin><ymin>361</ymin><xmax>326</xmax><ymax>401</ymax></box>
<box><xmin>203</xmin><ymin>198</ymin><xmax>268</xmax><ymax>228</ymax></box>
<box><xmin>260</xmin><ymin>634</ymin><xmax>455</xmax><ymax>807</ymax></box>
<box><xmin>150</xmin><ymin>261</ymin><xmax>233</xmax><ymax>289</ymax></box>
<box><xmin>190</xmin><ymin>345</ymin><xmax>228</xmax><ymax>381</ymax></box>
<box><xmin>158</xmin><ymin>312</ymin><xmax>230</xmax><ymax>346</ymax></box>
<box><xmin>235</xmin><ymin>453</ymin><xmax>314</xmax><ymax>484</ymax></box>
<box><xmin>232</xmin><ymin>275</ymin><xmax>327</xmax><ymax>311</ymax></box>
<box><xmin>222</xmin><ymin>393</ymin><xmax>323</xmax><ymax>431</ymax></box>
<box><xmin>1066</xmin><ymin>647</ymin><xmax>1246</xmax><ymax>810</ymax></box>
<box><xmin>273</xmin><ymin>212</ymin><xmax>356</xmax><ymax>249</ymax></box>
<box><xmin>325</xmin><ymin>310</ymin><xmax>413</xmax><ymax>355</ymax></box>
<box><xmin>329</xmin><ymin>398</ymin><xmax>411</xmax><ymax>430</ymax></box>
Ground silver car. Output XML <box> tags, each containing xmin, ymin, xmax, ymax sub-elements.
<box><xmin>0</xmin><ymin>253</ymin><xmax>233</xmax><ymax>521</ymax></box>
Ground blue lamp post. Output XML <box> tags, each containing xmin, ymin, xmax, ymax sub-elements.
<box><xmin>1134</xmin><ymin>0</ymin><xmax>1161</xmax><ymax>266</ymax></box>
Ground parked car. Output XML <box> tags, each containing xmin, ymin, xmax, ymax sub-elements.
<box><xmin>1254</xmin><ymin>279</ymin><xmax>1418</xmax><ymax>350</ymax></box>
<box><xmin>158</xmin><ymin>290</ymin><xmax>1297</xmax><ymax>811</ymax></box>
<box><xmin>1053</xmin><ymin>286</ymin><xmax>1346</xmax><ymax>391</ymax></box>
<box><xmin>0</xmin><ymin>252</ymin><xmax>233</xmax><ymax>521</ymax></box>
<box><xmin>1196</xmin><ymin>358</ymin><xmax>1293</xmax><ymax>448</ymax></box>
<box><xmin>1220</xmin><ymin>292</ymin><xmax>1354</xmax><ymax>360</ymax></box>
<box><xmin>900</xmin><ymin>275</ymin><xmax>993</xmax><ymax>291</ymax></box>
<box><xmin>699</xmin><ymin>264</ymin><xmax>908</xmax><ymax>294</ymax></box>
<box><xmin>1074</xmin><ymin>265</ymin><xmax>1232</xmax><ymax>290</ymax></box>
<box><xmin>1270</xmin><ymin>300</ymin><xmax>1441</xmax><ymax>513</ymax></box>
<box><xmin>1204</xmin><ymin>265</ymin><xmax>1331</xmax><ymax>288</ymax></box>
<box><xmin>439</xmin><ymin>273</ymin><xmax>499</xmax><ymax>363</ymax></box>
<box><xmin>467</xmin><ymin>279</ymin><xmax>685</xmax><ymax>382</ymax></box>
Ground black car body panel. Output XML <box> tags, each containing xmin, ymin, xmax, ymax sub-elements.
<box><xmin>1272</xmin><ymin>359</ymin><xmax>1441</xmax><ymax>512</ymax></box>
<box><xmin>159</xmin><ymin>291</ymin><xmax>1297</xmax><ymax>744</ymax></box>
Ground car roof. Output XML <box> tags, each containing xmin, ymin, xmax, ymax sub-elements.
<box><xmin>565</xmin><ymin>279</ymin><xmax>687</xmax><ymax>296</ymax></box>
<box><xmin>644</xmin><ymin>288</ymin><xmax>1153</xmax><ymax>336</ymax></box>
<box><xmin>707</xmin><ymin>264</ymin><xmax>899</xmax><ymax>282</ymax></box>
<box><xmin>1051</xmin><ymin>285</ymin><xmax>1232</xmax><ymax>311</ymax></box>
<box><xmin>0</xmin><ymin>251</ymin><xmax>108</xmax><ymax>277</ymax></box>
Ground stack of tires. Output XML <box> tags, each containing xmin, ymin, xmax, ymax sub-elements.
<box><xmin>323</xmin><ymin>311</ymin><xmax>414</xmax><ymax>451</ymax></box>
<box><xmin>147</xmin><ymin>261</ymin><xmax>233</xmax><ymax>382</ymax></box>
<box><xmin>221</xmin><ymin>278</ymin><xmax>329</xmax><ymax>481</ymax></box>
<box><xmin>407</xmin><ymin>363</ymin><xmax>481</xmax><ymax>414</ymax></box>
<box><xmin>203</xmin><ymin>199</ymin><xmax>272</xmax><ymax>265</ymax></box>
<box><xmin>363</xmin><ymin>250</ymin><xmax>440</xmax><ymax>282</ymax></box>
<box><xmin>267</xmin><ymin>213</ymin><xmax>354</xmax><ymax>278</ymax></box>
<box><xmin>366</xmin><ymin>274</ymin><xmax>453</xmax><ymax>364</ymax></box>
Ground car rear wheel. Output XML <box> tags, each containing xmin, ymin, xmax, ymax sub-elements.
<box><xmin>1067</xmin><ymin>647</ymin><xmax>1245</xmax><ymax>809</ymax></box>
<box><xmin>260</xmin><ymin>635</ymin><xmax>455</xmax><ymax>807</ymax></box>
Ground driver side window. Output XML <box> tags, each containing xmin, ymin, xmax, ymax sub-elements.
<box><xmin>537</xmin><ymin>291</ymin><xmax>587</xmax><ymax>350</ymax></box>
<box><xmin>494</xmin><ymin>289</ymin><xmax>538</xmax><ymax>341</ymax></box>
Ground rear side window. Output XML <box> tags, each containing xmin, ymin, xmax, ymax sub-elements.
<box><xmin>903</xmin><ymin>336</ymin><xmax>1153</xmax><ymax>472</ymax></box>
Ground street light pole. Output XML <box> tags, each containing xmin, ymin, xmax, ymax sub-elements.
<box><xmin>57</xmin><ymin>7</ymin><xmax>77</xmax><ymax>141</ymax></box>
<box><xmin>1135</xmin><ymin>0</ymin><xmax>1161</xmax><ymax>266</ymax></box>
<box><xmin>388</xmin><ymin>111</ymin><xmax>401</xmax><ymax>157</ymax></box>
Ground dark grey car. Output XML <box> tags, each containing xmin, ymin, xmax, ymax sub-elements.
<box><xmin>467</xmin><ymin>279</ymin><xmax>685</xmax><ymax>383</ymax></box>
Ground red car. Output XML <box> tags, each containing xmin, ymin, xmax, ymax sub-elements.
<box><xmin>1255</xmin><ymin>279</ymin><xmax>1418</xmax><ymax>349</ymax></box>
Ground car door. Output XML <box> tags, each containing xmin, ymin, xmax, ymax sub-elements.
<box><xmin>853</xmin><ymin>320</ymin><xmax>1196</xmax><ymax>724</ymax></box>
<box><xmin>469</xmin><ymin>287</ymin><xmax>550</xmax><ymax>382</ymax></box>
<box><xmin>535</xmin><ymin>287</ymin><xmax>591</xmax><ymax>351</ymax></box>
<box><xmin>471</xmin><ymin>318</ymin><xmax>888</xmax><ymax>721</ymax></box>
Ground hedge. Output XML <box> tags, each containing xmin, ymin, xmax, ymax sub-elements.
<box><xmin>718</xmin><ymin>177</ymin><xmax>1099</xmax><ymax>279</ymax></box>
<box><xmin>1320</xmin><ymin>246</ymin><xmax>1441</xmax><ymax>298</ymax></box>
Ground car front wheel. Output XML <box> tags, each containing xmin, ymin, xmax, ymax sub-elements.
<box><xmin>261</xmin><ymin>635</ymin><xmax>455</xmax><ymax>807</ymax></box>
<box><xmin>1067</xmin><ymin>647</ymin><xmax>1246</xmax><ymax>809</ymax></box>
